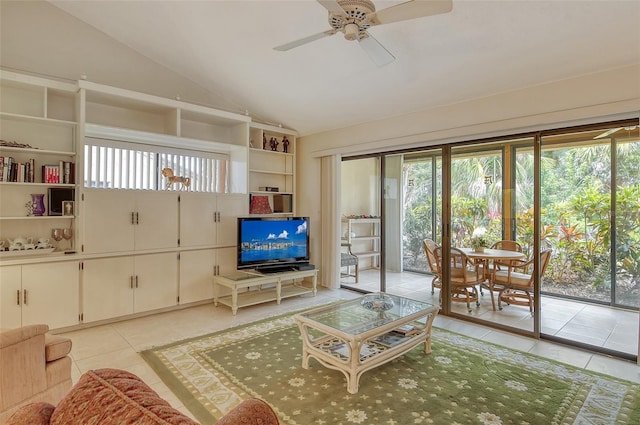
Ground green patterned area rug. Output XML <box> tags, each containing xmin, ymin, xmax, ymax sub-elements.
<box><xmin>141</xmin><ymin>311</ymin><xmax>640</xmax><ymax>425</ymax></box>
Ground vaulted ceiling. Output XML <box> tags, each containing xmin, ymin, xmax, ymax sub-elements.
<box><xmin>41</xmin><ymin>1</ymin><xmax>640</xmax><ymax>136</ymax></box>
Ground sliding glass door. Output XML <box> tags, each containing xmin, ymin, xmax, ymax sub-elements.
<box><xmin>338</xmin><ymin>119</ymin><xmax>638</xmax><ymax>360</ymax></box>
<box><xmin>539</xmin><ymin>124</ymin><xmax>639</xmax><ymax>357</ymax></box>
<box><xmin>383</xmin><ymin>150</ymin><xmax>442</xmax><ymax>302</ymax></box>
<box><xmin>340</xmin><ymin>156</ymin><xmax>381</xmax><ymax>292</ymax></box>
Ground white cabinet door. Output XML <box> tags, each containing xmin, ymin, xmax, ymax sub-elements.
<box><xmin>134</xmin><ymin>192</ymin><xmax>179</xmax><ymax>250</ymax></box>
<box><xmin>179</xmin><ymin>193</ymin><xmax>217</xmax><ymax>247</ymax></box>
<box><xmin>216</xmin><ymin>247</ymin><xmax>238</xmax><ymax>275</ymax></box>
<box><xmin>0</xmin><ymin>265</ymin><xmax>22</xmax><ymax>329</ymax></box>
<box><xmin>83</xmin><ymin>189</ymin><xmax>136</xmax><ymax>253</ymax></box>
<box><xmin>83</xmin><ymin>190</ymin><xmax>178</xmax><ymax>253</ymax></box>
<box><xmin>179</xmin><ymin>249</ymin><xmax>215</xmax><ymax>304</ymax></box>
<box><xmin>133</xmin><ymin>253</ymin><xmax>178</xmax><ymax>313</ymax></box>
<box><xmin>82</xmin><ymin>257</ymin><xmax>135</xmax><ymax>322</ymax></box>
<box><xmin>21</xmin><ymin>262</ymin><xmax>79</xmax><ymax>329</ymax></box>
<box><xmin>217</xmin><ymin>194</ymin><xmax>247</xmax><ymax>246</ymax></box>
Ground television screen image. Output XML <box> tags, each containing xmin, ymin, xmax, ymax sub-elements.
<box><xmin>238</xmin><ymin>217</ymin><xmax>309</xmax><ymax>271</ymax></box>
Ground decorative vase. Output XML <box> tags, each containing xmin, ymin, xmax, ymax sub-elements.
<box><xmin>473</xmin><ymin>246</ymin><xmax>485</xmax><ymax>253</ymax></box>
<box><xmin>361</xmin><ymin>293</ymin><xmax>395</xmax><ymax>318</ymax></box>
<box><xmin>31</xmin><ymin>194</ymin><xmax>46</xmax><ymax>216</ymax></box>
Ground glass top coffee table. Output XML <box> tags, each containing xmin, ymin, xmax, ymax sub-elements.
<box><xmin>294</xmin><ymin>293</ymin><xmax>438</xmax><ymax>394</ymax></box>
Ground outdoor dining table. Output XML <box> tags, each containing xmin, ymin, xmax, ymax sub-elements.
<box><xmin>460</xmin><ymin>248</ymin><xmax>527</xmax><ymax>310</ymax></box>
<box><xmin>460</xmin><ymin>247</ymin><xmax>526</xmax><ymax>263</ymax></box>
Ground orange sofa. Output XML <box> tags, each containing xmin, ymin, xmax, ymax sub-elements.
<box><xmin>6</xmin><ymin>368</ymin><xmax>279</xmax><ymax>425</ymax></box>
<box><xmin>0</xmin><ymin>324</ymin><xmax>72</xmax><ymax>424</ymax></box>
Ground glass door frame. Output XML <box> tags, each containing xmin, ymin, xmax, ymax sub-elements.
<box><xmin>340</xmin><ymin>154</ymin><xmax>385</xmax><ymax>293</ymax></box>
<box><xmin>339</xmin><ymin>118</ymin><xmax>639</xmax><ymax>360</ymax></box>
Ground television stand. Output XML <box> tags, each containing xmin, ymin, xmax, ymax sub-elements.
<box><xmin>213</xmin><ymin>269</ymin><xmax>318</xmax><ymax>315</ymax></box>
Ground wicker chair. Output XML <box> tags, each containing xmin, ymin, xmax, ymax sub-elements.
<box><xmin>340</xmin><ymin>242</ymin><xmax>359</xmax><ymax>282</ymax></box>
<box><xmin>422</xmin><ymin>239</ymin><xmax>441</xmax><ymax>294</ymax></box>
<box><xmin>434</xmin><ymin>246</ymin><xmax>482</xmax><ymax>313</ymax></box>
<box><xmin>491</xmin><ymin>240</ymin><xmax>523</xmax><ymax>267</ymax></box>
<box><xmin>492</xmin><ymin>249</ymin><xmax>552</xmax><ymax>314</ymax></box>
<box><xmin>479</xmin><ymin>240</ymin><xmax>523</xmax><ymax>300</ymax></box>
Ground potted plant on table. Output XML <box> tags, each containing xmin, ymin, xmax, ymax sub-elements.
<box><xmin>471</xmin><ymin>227</ymin><xmax>489</xmax><ymax>253</ymax></box>
<box><xmin>471</xmin><ymin>235</ymin><xmax>489</xmax><ymax>253</ymax></box>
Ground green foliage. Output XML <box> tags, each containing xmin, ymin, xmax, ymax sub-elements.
<box><xmin>401</xmin><ymin>138</ymin><xmax>640</xmax><ymax>307</ymax></box>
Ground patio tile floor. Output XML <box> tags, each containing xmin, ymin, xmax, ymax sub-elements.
<box><xmin>342</xmin><ymin>269</ymin><xmax>639</xmax><ymax>358</ymax></box>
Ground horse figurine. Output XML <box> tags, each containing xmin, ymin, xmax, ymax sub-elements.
<box><xmin>162</xmin><ymin>168</ymin><xmax>191</xmax><ymax>191</ymax></box>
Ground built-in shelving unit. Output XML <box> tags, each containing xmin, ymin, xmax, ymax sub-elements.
<box><xmin>0</xmin><ymin>71</ymin><xmax>77</xmax><ymax>250</ymax></box>
<box><xmin>1</xmin><ymin>69</ymin><xmax>301</xmax><ymax>330</ymax></box>
<box><xmin>248</xmin><ymin>123</ymin><xmax>297</xmax><ymax>215</ymax></box>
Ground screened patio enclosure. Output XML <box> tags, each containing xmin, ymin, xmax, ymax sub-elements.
<box><xmin>340</xmin><ymin>119</ymin><xmax>639</xmax><ymax>361</ymax></box>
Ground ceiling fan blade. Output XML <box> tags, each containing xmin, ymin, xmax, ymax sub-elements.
<box><xmin>358</xmin><ymin>33</ymin><xmax>395</xmax><ymax>66</ymax></box>
<box><xmin>593</xmin><ymin>128</ymin><xmax>622</xmax><ymax>139</ymax></box>
<box><xmin>370</xmin><ymin>0</ymin><xmax>453</xmax><ymax>26</ymax></box>
<box><xmin>274</xmin><ymin>29</ymin><xmax>337</xmax><ymax>51</ymax></box>
<box><xmin>317</xmin><ymin>0</ymin><xmax>345</xmax><ymax>14</ymax></box>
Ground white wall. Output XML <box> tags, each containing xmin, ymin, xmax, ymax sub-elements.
<box><xmin>0</xmin><ymin>1</ymin><xmax>214</xmax><ymax>109</ymax></box>
<box><xmin>297</xmin><ymin>64</ymin><xmax>640</xmax><ymax>273</ymax></box>
<box><xmin>341</xmin><ymin>158</ymin><xmax>380</xmax><ymax>218</ymax></box>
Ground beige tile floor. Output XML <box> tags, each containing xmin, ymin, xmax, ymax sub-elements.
<box><xmin>344</xmin><ymin>269</ymin><xmax>640</xmax><ymax>356</ymax></box>
<box><xmin>60</xmin><ymin>287</ymin><xmax>640</xmax><ymax>421</ymax></box>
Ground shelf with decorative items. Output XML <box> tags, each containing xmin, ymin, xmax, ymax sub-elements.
<box><xmin>0</xmin><ymin>70</ymin><xmax>78</xmax><ymax>257</ymax></box>
<box><xmin>248</xmin><ymin>123</ymin><xmax>297</xmax><ymax>215</ymax></box>
<box><xmin>341</xmin><ymin>217</ymin><xmax>381</xmax><ymax>269</ymax></box>
<box><xmin>0</xmin><ymin>146</ymin><xmax>76</xmax><ymax>219</ymax></box>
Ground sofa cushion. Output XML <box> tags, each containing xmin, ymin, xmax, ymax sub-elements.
<box><xmin>216</xmin><ymin>398</ymin><xmax>279</xmax><ymax>425</ymax></box>
<box><xmin>6</xmin><ymin>401</ymin><xmax>55</xmax><ymax>425</ymax></box>
<box><xmin>44</xmin><ymin>335</ymin><xmax>72</xmax><ymax>362</ymax></box>
<box><xmin>50</xmin><ymin>368</ymin><xmax>198</xmax><ymax>425</ymax></box>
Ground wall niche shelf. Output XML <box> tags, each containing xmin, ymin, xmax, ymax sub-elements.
<box><xmin>248</xmin><ymin>124</ymin><xmax>297</xmax><ymax>215</ymax></box>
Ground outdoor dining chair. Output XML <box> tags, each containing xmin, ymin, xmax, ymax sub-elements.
<box><xmin>491</xmin><ymin>249</ymin><xmax>552</xmax><ymax>314</ymax></box>
<box><xmin>434</xmin><ymin>246</ymin><xmax>482</xmax><ymax>313</ymax></box>
<box><xmin>422</xmin><ymin>238</ymin><xmax>441</xmax><ymax>294</ymax></box>
<box><xmin>479</xmin><ymin>239</ymin><xmax>524</xmax><ymax>296</ymax></box>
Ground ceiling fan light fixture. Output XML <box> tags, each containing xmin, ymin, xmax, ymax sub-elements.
<box><xmin>344</xmin><ymin>23</ymin><xmax>360</xmax><ymax>40</ymax></box>
<box><xmin>274</xmin><ymin>0</ymin><xmax>454</xmax><ymax>66</ymax></box>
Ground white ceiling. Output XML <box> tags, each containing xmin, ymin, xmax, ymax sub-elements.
<box><xmin>48</xmin><ymin>0</ymin><xmax>640</xmax><ymax>136</ymax></box>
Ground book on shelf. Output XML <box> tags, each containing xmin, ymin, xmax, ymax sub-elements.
<box><xmin>42</xmin><ymin>164</ymin><xmax>60</xmax><ymax>183</ymax></box>
<box><xmin>0</xmin><ymin>157</ymin><xmax>37</xmax><ymax>183</ymax></box>
<box><xmin>41</xmin><ymin>162</ymin><xmax>74</xmax><ymax>184</ymax></box>
<box><xmin>0</xmin><ymin>156</ymin><xmax>13</xmax><ymax>182</ymax></box>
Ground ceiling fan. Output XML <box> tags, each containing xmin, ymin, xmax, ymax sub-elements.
<box><xmin>273</xmin><ymin>0</ymin><xmax>453</xmax><ymax>66</ymax></box>
<box><xmin>593</xmin><ymin>126</ymin><xmax>638</xmax><ymax>139</ymax></box>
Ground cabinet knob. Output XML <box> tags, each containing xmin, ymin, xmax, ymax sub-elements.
<box><xmin>16</xmin><ymin>289</ymin><xmax>21</xmax><ymax>306</ymax></box>
<box><xmin>23</xmin><ymin>289</ymin><xmax>28</xmax><ymax>305</ymax></box>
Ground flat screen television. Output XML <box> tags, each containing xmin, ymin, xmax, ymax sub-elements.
<box><xmin>237</xmin><ymin>216</ymin><xmax>310</xmax><ymax>273</ymax></box>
